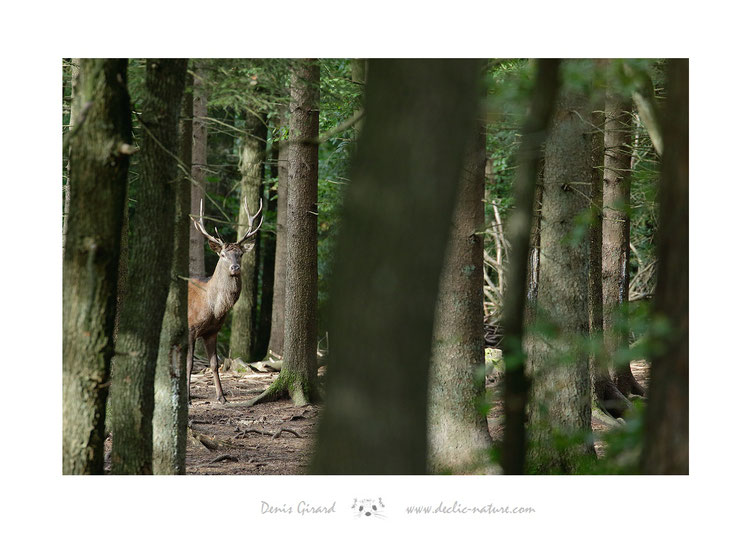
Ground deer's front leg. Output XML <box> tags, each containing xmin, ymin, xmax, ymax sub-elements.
<box><xmin>205</xmin><ymin>334</ymin><xmax>226</xmax><ymax>404</ymax></box>
<box><xmin>187</xmin><ymin>333</ymin><xmax>196</xmax><ymax>405</ymax></box>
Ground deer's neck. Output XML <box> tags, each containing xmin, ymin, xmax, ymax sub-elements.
<box><xmin>206</xmin><ymin>264</ymin><xmax>242</xmax><ymax>318</ymax></box>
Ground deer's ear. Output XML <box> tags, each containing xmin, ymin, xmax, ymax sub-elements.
<box><xmin>209</xmin><ymin>241</ymin><xmax>222</xmax><ymax>255</ymax></box>
<box><xmin>242</xmin><ymin>241</ymin><xmax>255</xmax><ymax>253</ymax></box>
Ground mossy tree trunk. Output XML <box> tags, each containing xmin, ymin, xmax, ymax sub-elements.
<box><xmin>267</xmin><ymin>119</ymin><xmax>289</xmax><ymax>359</ymax></box>
<box><xmin>527</xmin><ymin>85</ymin><xmax>596</xmax><ymax>474</ymax></box>
<box><xmin>63</xmin><ymin>59</ymin><xmax>132</xmax><ymax>474</ymax></box>
<box><xmin>500</xmin><ymin>59</ymin><xmax>560</xmax><ymax>475</ymax></box>
<box><xmin>428</xmin><ymin>119</ymin><xmax>492</xmax><ymax>474</ymax></box>
<box><xmin>110</xmin><ymin>59</ymin><xmax>187</xmax><ymax>475</ymax></box>
<box><xmin>229</xmin><ymin>109</ymin><xmax>267</xmax><ymax>362</ymax></box>
<box><xmin>309</xmin><ymin>59</ymin><xmax>481</xmax><ymax>474</ymax></box>
<box><xmin>641</xmin><ymin>59</ymin><xmax>688</xmax><ymax>474</ymax></box>
<box><xmin>152</xmin><ymin>85</ymin><xmax>192</xmax><ymax>475</ymax></box>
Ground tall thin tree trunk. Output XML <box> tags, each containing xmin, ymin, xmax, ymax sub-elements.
<box><xmin>428</xmin><ymin>118</ymin><xmax>493</xmax><ymax>474</ymax></box>
<box><xmin>267</xmin><ymin>121</ymin><xmax>289</xmax><ymax>359</ymax></box>
<box><xmin>603</xmin><ymin>82</ymin><xmax>645</xmax><ymax>397</ymax></box>
<box><xmin>591</xmin><ymin>70</ymin><xmax>632</xmax><ymax>419</ymax></box>
<box><xmin>63</xmin><ymin>59</ymin><xmax>131</xmax><ymax>474</ymax></box>
<box><xmin>527</xmin><ymin>84</ymin><xmax>595</xmax><ymax>474</ymax></box>
<box><xmin>110</xmin><ymin>59</ymin><xmax>187</xmax><ymax>475</ymax></box>
<box><xmin>229</xmin><ymin>110</ymin><xmax>267</xmax><ymax>362</ymax></box>
<box><xmin>641</xmin><ymin>59</ymin><xmax>688</xmax><ymax>475</ymax></box>
<box><xmin>189</xmin><ymin>65</ymin><xmax>208</xmax><ymax>279</ymax></box>
<box><xmin>253</xmin><ymin>176</ymin><xmax>276</xmax><ymax>361</ymax></box>
<box><xmin>310</xmin><ymin>59</ymin><xmax>481</xmax><ymax>474</ymax></box>
<box><xmin>499</xmin><ymin>59</ymin><xmax>560</xmax><ymax>475</ymax></box>
<box><xmin>152</xmin><ymin>86</ymin><xmax>192</xmax><ymax>475</ymax></box>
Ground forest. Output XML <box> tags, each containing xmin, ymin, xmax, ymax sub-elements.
<box><xmin>61</xmin><ymin>58</ymin><xmax>688</xmax><ymax>476</ymax></box>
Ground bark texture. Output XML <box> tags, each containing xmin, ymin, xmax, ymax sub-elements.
<box><xmin>309</xmin><ymin>59</ymin><xmax>481</xmax><ymax>474</ymax></box>
<box><xmin>273</xmin><ymin>59</ymin><xmax>320</xmax><ymax>404</ymax></box>
<box><xmin>152</xmin><ymin>87</ymin><xmax>192</xmax><ymax>475</ymax></box>
<box><xmin>229</xmin><ymin>110</ymin><xmax>267</xmax><ymax>362</ymax></box>
<box><xmin>500</xmin><ymin>59</ymin><xmax>560</xmax><ymax>475</ymax></box>
<box><xmin>267</xmin><ymin>127</ymin><xmax>289</xmax><ymax>358</ymax></box>
<box><xmin>62</xmin><ymin>58</ymin><xmax>81</xmax><ymax>249</ymax></box>
<box><xmin>110</xmin><ymin>59</ymin><xmax>186</xmax><ymax>475</ymax></box>
<box><xmin>428</xmin><ymin>120</ymin><xmax>492</xmax><ymax>474</ymax></box>
<box><xmin>189</xmin><ymin>66</ymin><xmax>208</xmax><ymax>279</ymax></box>
<box><xmin>603</xmin><ymin>85</ymin><xmax>645</xmax><ymax>397</ymax></box>
<box><xmin>591</xmin><ymin>75</ymin><xmax>632</xmax><ymax>419</ymax></box>
<box><xmin>641</xmin><ymin>59</ymin><xmax>688</xmax><ymax>474</ymax></box>
<box><xmin>253</xmin><ymin>176</ymin><xmax>276</xmax><ymax>361</ymax></box>
<box><xmin>63</xmin><ymin>59</ymin><xmax>132</xmax><ymax>475</ymax></box>
<box><xmin>527</xmin><ymin>89</ymin><xmax>595</xmax><ymax>473</ymax></box>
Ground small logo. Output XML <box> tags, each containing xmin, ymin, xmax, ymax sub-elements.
<box><xmin>352</xmin><ymin>498</ymin><xmax>386</xmax><ymax>519</ymax></box>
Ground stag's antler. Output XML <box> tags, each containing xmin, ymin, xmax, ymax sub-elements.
<box><xmin>190</xmin><ymin>198</ymin><xmax>224</xmax><ymax>246</ymax></box>
<box><xmin>237</xmin><ymin>197</ymin><xmax>263</xmax><ymax>244</ymax></box>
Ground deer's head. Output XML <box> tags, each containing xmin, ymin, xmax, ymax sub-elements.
<box><xmin>191</xmin><ymin>197</ymin><xmax>263</xmax><ymax>277</ymax></box>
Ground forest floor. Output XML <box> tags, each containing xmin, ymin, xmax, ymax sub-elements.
<box><xmin>103</xmin><ymin>360</ymin><xmax>649</xmax><ymax>475</ymax></box>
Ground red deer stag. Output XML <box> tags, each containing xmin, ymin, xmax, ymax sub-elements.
<box><xmin>187</xmin><ymin>197</ymin><xmax>263</xmax><ymax>403</ymax></box>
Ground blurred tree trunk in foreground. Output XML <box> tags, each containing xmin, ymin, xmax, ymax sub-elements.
<box><xmin>152</xmin><ymin>86</ymin><xmax>192</xmax><ymax>474</ymax></box>
<box><xmin>500</xmin><ymin>59</ymin><xmax>560</xmax><ymax>475</ymax></box>
<box><xmin>110</xmin><ymin>59</ymin><xmax>186</xmax><ymax>474</ymax></box>
<box><xmin>310</xmin><ymin>59</ymin><xmax>481</xmax><ymax>474</ymax></box>
<box><xmin>641</xmin><ymin>59</ymin><xmax>689</xmax><ymax>475</ymax></box>
<box><xmin>63</xmin><ymin>59</ymin><xmax>132</xmax><ymax>474</ymax></box>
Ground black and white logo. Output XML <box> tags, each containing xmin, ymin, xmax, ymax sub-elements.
<box><xmin>352</xmin><ymin>498</ymin><xmax>386</xmax><ymax>518</ymax></box>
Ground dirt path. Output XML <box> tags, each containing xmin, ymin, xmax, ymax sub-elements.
<box><xmin>103</xmin><ymin>360</ymin><xmax>649</xmax><ymax>474</ymax></box>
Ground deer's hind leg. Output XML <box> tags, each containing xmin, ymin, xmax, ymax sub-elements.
<box><xmin>205</xmin><ymin>334</ymin><xmax>227</xmax><ymax>404</ymax></box>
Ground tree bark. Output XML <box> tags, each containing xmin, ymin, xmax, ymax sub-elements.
<box><xmin>309</xmin><ymin>59</ymin><xmax>481</xmax><ymax>474</ymax></box>
<box><xmin>603</xmin><ymin>82</ymin><xmax>645</xmax><ymax>397</ymax></box>
<box><xmin>110</xmin><ymin>59</ymin><xmax>187</xmax><ymax>475</ymax></box>
<box><xmin>641</xmin><ymin>59</ymin><xmax>688</xmax><ymax>475</ymax></box>
<box><xmin>428</xmin><ymin>118</ymin><xmax>493</xmax><ymax>474</ymax></box>
<box><xmin>189</xmin><ymin>65</ymin><xmax>208</xmax><ymax>279</ymax></box>
<box><xmin>249</xmin><ymin>59</ymin><xmax>320</xmax><ymax>405</ymax></box>
<box><xmin>62</xmin><ymin>58</ymin><xmax>80</xmax><ymax>250</ymax></box>
<box><xmin>229</xmin><ymin>109</ymin><xmax>267</xmax><ymax>362</ymax></box>
<box><xmin>152</xmin><ymin>86</ymin><xmax>192</xmax><ymax>475</ymax></box>
<box><xmin>63</xmin><ymin>59</ymin><xmax>131</xmax><ymax>474</ymax></box>
<box><xmin>591</xmin><ymin>68</ymin><xmax>633</xmax><ymax>419</ymax></box>
<box><xmin>267</xmin><ymin>120</ymin><xmax>289</xmax><ymax>359</ymax></box>
<box><xmin>527</xmin><ymin>86</ymin><xmax>595</xmax><ymax>474</ymax></box>
<box><xmin>500</xmin><ymin>59</ymin><xmax>560</xmax><ymax>475</ymax></box>
<box><xmin>252</xmin><ymin>176</ymin><xmax>276</xmax><ymax>361</ymax></box>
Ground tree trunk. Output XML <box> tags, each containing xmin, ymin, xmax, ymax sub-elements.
<box><xmin>248</xmin><ymin>59</ymin><xmax>320</xmax><ymax>405</ymax></box>
<box><xmin>63</xmin><ymin>59</ymin><xmax>131</xmax><ymax>474</ymax></box>
<box><xmin>110</xmin><ymin>59</ymin><xmax>187</xmax><ymax>475</ymax></box>
<box><xmin>500</xmin><ymin>59</ymin><xmax>560</xmax><ymax>475</ymax></box>
<box><xmin>62</xmin><ymin>58</ymin><xmax>80</xmax><ymax>249</ymax></box>
<box><xmin>229</xmin><ymin>110</ymin><xmax>267</xmax><ymax>362</ymax></box>
<box><xmin>189</xmin><ymin>65</ymin><xmax>208</xmax><ymax>279</ymax></box>
<box><xmin>152</xmin><ymin>86</ymin><xmax>192</xmax><ymax>475</ymax></box>
<box><xmin>591</xmin><ymin>70</ymin><xmax>633</xmax><ymax>419</ymax></box>
<box><xmin>309</xmin><ymin>59</ymin><xmax>481</xmax><ymax>474</ymax></box>
<box><xmin>252</xmin><ymin>176</ymin><xmax>276</xmax><ymax>361</ymax></box>
<box><xmin>428</xmin><ymin>118</ymin><xmax>493</xmax><ymax>474</ymax></box>
<box><xmin>527</xmin><ymin>86</ymin><xmax>595</xmax><ymax>474</ymax></box>
<box><xmin>603</xmin><ymin>83</ymin><xmax>645</xmax><ymax>397</ymax></box>
<box><xmin>267</xmin><ymin>122</ymin><xmax>289</xmax><ymax>359</ymax></box>
<box><xmin>641</xmin><ymin>59</ymin><xmax>688</xmax><ymax>475</ymax></box>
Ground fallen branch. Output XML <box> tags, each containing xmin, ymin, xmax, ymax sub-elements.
<box><xmin>235</xmin><ymin>427</ymin><xmax>302</xmax><ymax>439</ymax></box>
<box><xmin>203</xmin><ymin>454</ymin><xmax>239</xmax><ymax>465</ymax></box>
